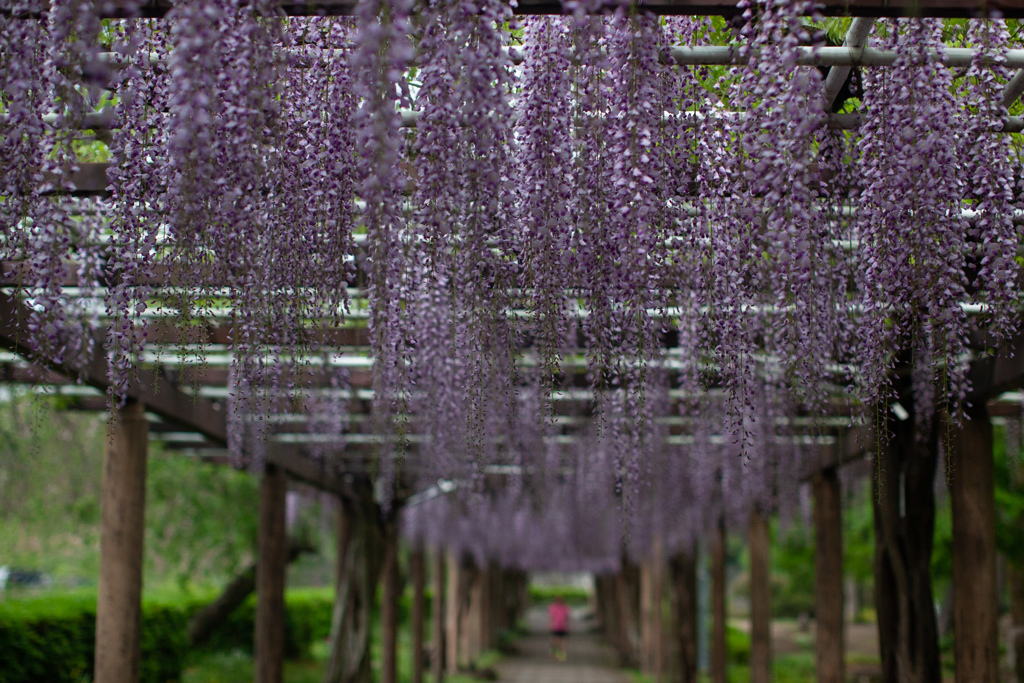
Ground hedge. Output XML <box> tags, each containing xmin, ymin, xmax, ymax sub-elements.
<box><xmin>197</xmin><ymin>587</ymin><xmax>334</xmax><ymax>659</ymax></box>
<box><xmin>527</xmin><ymin>584</ymin><xmax>592</xmax><ymax>605</ymax></box>
<box><xmin>0</xmin><ymin>588</ymin><xmax>334</xmax><ymax>683</ymax></box>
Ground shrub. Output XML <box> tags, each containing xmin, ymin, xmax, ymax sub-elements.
<box><xmin>191</xmin><ymin>587</ymin><xmax>334</xmax><ymax>659</ymax></box>
<box><xmin>0</xmin><ymin>592</ymin><xmax>188</xmax><ymax>683</ymax></box>
<box><xmin>0</xmin><ymin>587</ymin><xmax>335</xmax><ymax>683</ymax></box>
<box><xmin>726</xmin><ymin>624</ymin><xmax>751</xmax><ymax>666</ymax></box>
<box><xmin>527</xmin><ymin>585</ymin><xmax>591</xmax><ymax>605</ymax></box>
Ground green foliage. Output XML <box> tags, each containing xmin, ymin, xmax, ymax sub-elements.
<box><xmin>931</xmin><ymin>493</ymin><xmax>953</xmax><ymax>588</ymax></box>
<box><xmin>993</xmin><ymin>424</ymin><xmax>1024</xmax><ymax>567</ymax></box>
<box><xmin>182</xmin><ymin>646</ymin><xmax>330</xmax><ymax>683</ymax></box>
<box><xmin>0</xmin><ymin>394</ymin><xmax>262</xmax><ymax>589</ymax></box>
<box><xmin>770</xmin><ymin>523</ymin><xmax>815</xmax><ymax>619</ymax></box>
<box><xmin>0</xmin><ymin>396</ymin><xmax>106</xmax><ymax>581</ymax></box>
<box><xmin>842</xmin><ymin>478</ymin><xmax>876</xmax><ymax>584</ymax></box>
<box><xmin>527</xmin><ymin>584</ymin><xmax>591</xmax><ymax>605</ymax></box>
<box><xmin>0</xmin><ymin>591</ymin><xmax>188</xmax><ymax>683</ymax></box>
<box><xmin>197</xmin><ymin>587</ymin><xmax>334</xmax><ymax>659</ymax></box>
<box><xmin>145</xmin><ymin>452</ymin><xmax>260</xmax><ymax>588</ymax></box>
<box><xmin>726</xmin><ymin>624</ymin><xmax>751</xmax><ymax>666</ymax></box>
<box><xmin>0</xmin><ymin>588</ymin><xmax>334</xmax><ymax>683</ymax></box>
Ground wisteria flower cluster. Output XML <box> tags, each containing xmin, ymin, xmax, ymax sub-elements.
<box><xmin>1</xmin><ymin>0</ymin><xmax>1022</xmax><ymax>557</ymax></box>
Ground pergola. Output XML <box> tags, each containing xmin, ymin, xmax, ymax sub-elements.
<box><xmin>3</xmin><ymin>1</ymin><xmax>1024</xmax><ymax>682</ymax></box>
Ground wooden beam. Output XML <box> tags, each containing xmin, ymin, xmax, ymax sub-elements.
<box><xmin>948</xmin><ymin>405</ymin><xmax>999</xmax><ymax>683</ymax></box>
<box><xmin>813</xmin><ymin>468</ymin><xmax>845</xmax><ymax>683</ymax></box>
<box><xmin>0</xmin><ymin>291</ymin><xmax>227</xmax><ymax>444</ymax></box>
<box><xmin>264</xmin><ymin>444</ymin><xmax>358</xmax><ymax>499</ymax></box>
<box><xmin>802</xmin><ymin>425</ymin><xmax>874</xmax><ymax>481</ymax></box>
<box><xmin>968</xmin><ymin>327</ymin><xmax>1024</xmax><ymax>402</ymax></box>
<box><xmin>823</xmin><ymin>18</ymin><xmax>876</xmax><ymax>111</ymax></box>
<box><xmin>255</xmin><ymin>464</ymin><xmax>288</xmax><ymax>683</ymax></box>
<box><xmin>1003</xmin><ymin>70</ymin><xmax>1024</xmax><ymax>110</ymax></box>
<box><xmin>94</xmin><ymin>401</ymin><xmax>148</xmax><ymax>683</ymax></box>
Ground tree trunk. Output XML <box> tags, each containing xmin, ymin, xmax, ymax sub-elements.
<box><xmin>873</xmin><ymin>402</ymin><xmax>941</xmax><ymax>683</ymax></box>
<box><xmin>948</xmin><ymin>405</ymin><xmax>999</xmax><ymax>683</ymax></box>
<box><xmin>189</xmin><ymin>541</ymin><xmax>313</xmax><ymax>647</ymax></box>
<box><xmin>669</xmin><ymin>544</ymin><xmax>699</xmax><ymax>683</ymax></box>
<box><xmin>94</xmin><ymin>402</ymin><xmax>148</xmax><ymax>683</ymax></box>
<box><xmin>749</xmin><ymin>508</ymin><xmax>771</xmax><ymax>683</ymax></box>
<box><xmin>814</xmin><ymin>468</ymin><xmax>844</xmax><ymax>683</ymax></box>
<box><xmin>322</xmin><ymin>480</ymin><xmax>382</xmax><ymax>683</ymax></box>
<box><xmin>256</xmin><ymin>464</ymin><xmax>288</xmax><ymax>683</ymax></box>
<box><xmin>711</xmin><ymin>518</ymin><xmax>728</xmax><ymax>683</ymax></box>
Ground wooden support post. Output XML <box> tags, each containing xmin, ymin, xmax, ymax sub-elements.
<box><xmin>594</xmin><ymin>575</ymin><xmax>608</xmax><ymax>636</ymax></box>
<box><xmin>497</xmin><ymin>569</ymin><xmax>507</xmax><ymax>635</ymax></box>
<box><xmin>94</xmin><ymin>401</ymin><xmax>148</xmax><ymax>683</ymax></box>
<box><xmin>872</xmin><ymin>399</ymin><xmax>941</xmax><ymax>683</ymax></box>
<box><xmin>710</xmin><ymin>519</ymin><xmax>728</xmax><ymax>683</ymax></box>
<box><xmin>498</xmin><ymin>570</ymin><xmax>508</xmax><ymax>634</ymax></box>
<box><xmin>446</xmin><ymin>553</ymin><xmax>464</xmax><ymax>673</ymax></box>
<box><xmin>323</xmin><ymin>480</ymin><xmax>381</xmax><ymax>683</ymax></box>
<box><xmin>1011</xmin><ymin>565</ymin><xmax>1024</xmax><ymax>683</ymax></box>
<box><xmin>652</xmin><ymin>540</ymin><xmax>664</xmax><ymax>681</ymax></box>
<box><xmin>467</xmin><ymin>566</ymin><xmax>484</xmax><ymax>663</ymax></box>
<box><xmin>601</xmin><ymin>574</ymin><xmax>622</xmax><ymax>653</ymax></box>
<box><xmin>641</xmin><ymin>557</ymin><xmax>655</xmax><ymax>675</ymax></box>
<box><xmin>949</xmin><ymin>406</ymin><xmax>999</xmax><ymax>683</ymax></box>
<box><xmin>411</xmin><ymin>547</ymin><xmax>425</xmax><ymax>683</ymax></box>
<box><xmin>380</xmin><ymin>523</ymin><xmax>399</xmax><ymax>683</ymax></box>
<box><xmin>479</xmin><ymin>566</ymin><xmax>492</xmax><ymax>652</ymax></box>
<box><xmin>749</xmin><ymin>508</ymin><xmax>771</xmax><ymax>683</ymax></box>
<box><xmin>814</xmin><ymin>468</ymin><xmax>844</xmax><ymax>683</ymax></box>
<box><xmin>616</xmin><ymin>562</ymin><xmax>641</xmax><ymax>668</ymax></box>
<box><xmin>640</xmin><ymin>543</ymin><xmax>665</xmax><ymax>679</ymax></box>
<box><xmin>670</xmin><ymin>545</ymin><xmax>699</xmax><ymax>683</ymax></box>
<box><xmin>433</xmin><ymin>549</ymin><xmax>446</xmax><ymax>683</ymax></box>
<box><xmin>256</xmin><ymin>464</ymin><xmax>288</xmax><ymax>683</ymax></box>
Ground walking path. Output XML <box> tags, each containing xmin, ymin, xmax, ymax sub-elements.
<box><xmin>495</xmin><ymin>607</ymin><xmax>629</xmax><ymax>683</ymax></box>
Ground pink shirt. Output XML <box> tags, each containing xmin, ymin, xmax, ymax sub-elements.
<box><xmin>548</xmin><ymin>602</ymin><xmax>570</xmax><ymax>632</ymax></box>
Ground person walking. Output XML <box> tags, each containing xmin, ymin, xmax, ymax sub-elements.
<box><xmin>548</xmin><ymin>595</ymin><xmax>570</xmax><ymax>661</ymax></box>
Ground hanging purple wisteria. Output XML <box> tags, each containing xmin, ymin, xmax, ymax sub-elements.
<box><xmin>1</xmin><ymin>0</ymin><xmax>1023</xmax><ymax>564</ymax></box>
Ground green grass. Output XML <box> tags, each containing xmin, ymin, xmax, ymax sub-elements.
<box><xmin>181</xmin><ymin>596</ymin><xmax>501</xmax><ymax>683</ymax></box>
<box><xmin>631</xmin><ymin>653</ymin><xmax>825</xmax><ymax>683</ymax></box>
<box><xmin>182</xmin><ymin>647</ymin><xmax>327</xmax><ymax>683</ymax></box>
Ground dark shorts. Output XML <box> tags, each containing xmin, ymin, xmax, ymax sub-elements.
<box><xmin>551</xmin><ymin>629</ymin><xmax>568</xmax><ymax>638</ymax></box>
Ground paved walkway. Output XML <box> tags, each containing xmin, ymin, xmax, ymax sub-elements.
<box><xmin>495</xmin><ymin>607</ymin><xmax>629</xmax><ymax>683</ymax></box>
